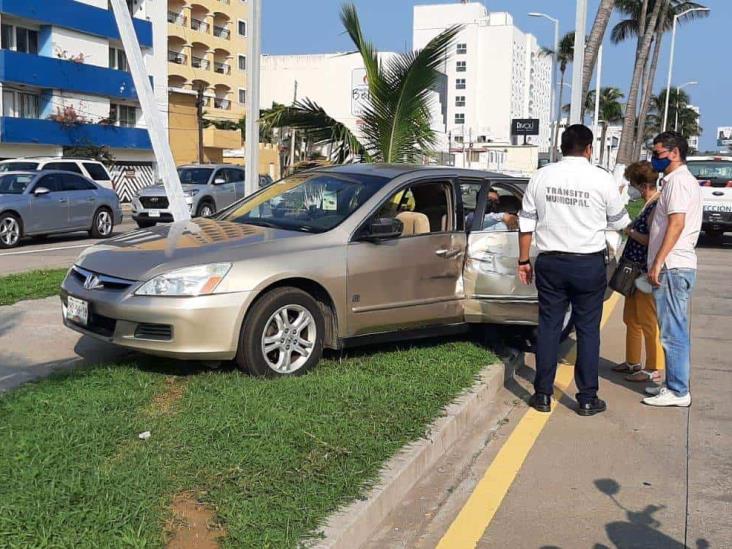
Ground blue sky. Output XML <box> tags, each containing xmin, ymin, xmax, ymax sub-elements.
<box><xmin>262</xmin><ymin>0</ymin><xmax>727</xmax><ymax>151</ymax></box>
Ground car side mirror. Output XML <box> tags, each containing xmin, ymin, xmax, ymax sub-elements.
<box><xmin>34</xmin><ymin>187</ymin><xmax>50</xmax><ymax>196</ymax></box>
<box><xmin>361</xmin><ymin>217</ymin><xmax>403</xmax><ymax>241</ymax></box>
<box><xmin>213</xmin><ymin>177</ymin><xmax>226</xmax><ymax>185</ymax></box>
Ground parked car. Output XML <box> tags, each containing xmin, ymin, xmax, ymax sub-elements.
<box><xmin>0</xmin><ymin>171</ymin><xmax>122</xmax><ymax>248</ymax></box>
<box><xmin>131</xmin><ymin>164</ymin><xmax>246</xmax><ymax>228</ymax></box>
<box><xmin>0</xmin><ymin>157</ymin><xmax>114</xmax><ymax>190</ymax></box>
<box><xmin>61</xmin><ymin>165</ymin><xmax>617</xmax><ymax>376</ymax></box>
<box><xmin>686</xmin><ymin>155</ymin><xmax>732</xmax><ymax>240</ymax></box>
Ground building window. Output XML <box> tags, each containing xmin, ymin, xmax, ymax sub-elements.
<box><xmin>109</xmin><ymin>104</ymin><xmax>136</xmax><ymax>128</ymax></box>
<box><xmin>455</xmin><ymin>96</ymin><xmax>466</xmax><ymax>107</ymax></box>
<box><xmin>457</xmin><ymin>43</ymin><xmax>467</xmax><ymax>55</ymax></box>
<box><xmin>238</xmin><ymin>55</ymin><xmax>247</xmax><ymax>71</ymax></box>
<box><xmin>238</xmin><ymin>20</ymin><xmax>247</xmax><ymax>37</ymax></box>
<box><xmin>454</xmin><ymin>113</ymin><xmax>465</xmax><ymax>124</ymax></box>
<box><xmin>238</xmin><ymin>89</ymin><xmax>246</xmax><ymax>105</ymax></box>
<box><xmin>1</xmin><ymin>24</ymin><xmax>39</xmax><ymax>54</ymax></box>
<box><xmin>454</xmin><ymin>135</ymin><xmax>464</xmax><ymax>144</ymax></box>
<box><xmin>456</xmin><ymin>61</ymin><xmax>466</xmax><ymax>72</ymax></box>
<box><xmin>456</xmin><ymin>78</ymin><xmax>466</xmax><ymax>90</ymax></box>
<box><xmin>109</xmin><ymin>47</ymin><xmax>129</xmax><ymax>71</ymax></box>
<box><xmin>2</xmin><ymin>89</ymin><xmax>39</xmax><ymax>119</ymax></box>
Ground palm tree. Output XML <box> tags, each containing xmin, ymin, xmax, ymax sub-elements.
<box><xmin>587</xmin><ymin>87</ymin><xmax>625</xmax><ymax>165</ymax></box>
<box><xmin>645</xmin><ymin>89</ymin><xmax>700</xmax><ymax>139</ymax></box>
<box><xmin>263</xmin><ymin>4</ymin><xmax>460</xmax><ymax>164</ymax></box>
<box><xmin>581</xmin><ymin>0</ymin><xmax>617</xmax><ymax>118</ymax></box>
<box><xmin>543</xmin><ymin>31</ymin><xmax>575</xmax><ymax>160</ymax></box>
<box><xmin>612</xmin><ymin>0</ymin><xmax>708</xmax><ymax>157</ymax></box>
<box><xmin>616</xmin><ymin>0</ymin><xmax>667</xmax><ymax>166</ymax></box>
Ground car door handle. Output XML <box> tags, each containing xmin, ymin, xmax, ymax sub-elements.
<box><xmin>436</xmin><ymin>248</ymin><xmax>464</xmax><ymax>258</ymax></box>
<box><xmin>58</xmin><ymin>199</ymin><xmax>68</xmax><ymax>204</ymax></box>
<box><xmin>86</xmin><ymin>198</ymin><xmax>95</xmax><ymax>202</ymax></box>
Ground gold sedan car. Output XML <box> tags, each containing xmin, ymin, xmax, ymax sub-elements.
<box><xmin>61</xmin><ymin>165</ymin><xmax>602</xmax><ymax>376</ymax></box>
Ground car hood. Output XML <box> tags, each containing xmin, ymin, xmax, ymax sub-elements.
<box><xmin>137</xmin><ymin>184</ymin><xmax>205</xmax><ymax>196</ymax></box>
<box><xmin>76</xmin><ymin>218</ymin><xmax>313</xmax><ymax>281</ymax></box>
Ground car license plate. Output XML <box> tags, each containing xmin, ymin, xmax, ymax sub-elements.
<box><xmin>704</xmin><ymin>204</ymin><xmax>732</xmax><ymax>213</ymax></box>
<box><xmin>149</xmin><ymin>210</ymin><xmax>161</xmax><ymax>218</ymax></box>
<box><xmin>66</xmin><ymin>296</ymin><xmax>88</xmax><ymax>326</ymax></box>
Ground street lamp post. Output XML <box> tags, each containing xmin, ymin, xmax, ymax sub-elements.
<box><xmin>245</xmin><ymin>0</ymin><xmax>262</xmax><ymax>196</ymax></box>
<box><xmin>569</xmin><ymin>0</ymin><xmax>587</xmax><ymax>125</ymax></box>
<box><xmin>662</xmin><ymin>7</ymin><xmax>710</xmax><ymax>131</ymax></box>
<box><xmin>529</xmin><ymin>12</ymin><xmax>559</xmax><ymax>162</ymax></box>
<box><xmin>674</xmin><ymin>81</ymin><xmax>697</xmax><ymax>132</ymax></box>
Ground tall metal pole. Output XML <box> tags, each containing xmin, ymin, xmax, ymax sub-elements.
<box><xmin>551</xmin><ymin>19</ymin><xmax>559</xmax><ymax>161</ymax></box>
<box><xmin>663</xmin><ymin>8</ymin><xmax>709</xmax><ymax>132</ymax></box>
<box><xmin>289</xmin><ymin>80</ymin><xmax>298</xmax><ymax>170</ymax></box>
<box><xmin>593</xmin><ymin>45</ymin><xmax>603</xmax><ymax>164</ymax></box>
<box><xmin>244</xmin><ymin>0</ymin><xmax>262</xmax><ymax>196</ymax></box>
<box><xmin>662</xmin><ymin>16</ymin><xmax>678</xmax><ymax>132</ymax></box>
<box><xmin>109</xmin><ymin>0</ymin><xmax>189</xmax><ymax>221</ymax></box>
<box><xmin>569</xmin><ymin>0</ymin><xmax>587</xmax><ymax>125</ymax></box>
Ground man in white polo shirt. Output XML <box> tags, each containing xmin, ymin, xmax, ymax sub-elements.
<box><xmin>518</xmin><ymin>125</ymin><xmax>630</xmax><ymax>416</ymax></box>
<box><xmin>643</xmin><ymin>131</ymin><xmax>703</xmax><ymax>407</ymax></box>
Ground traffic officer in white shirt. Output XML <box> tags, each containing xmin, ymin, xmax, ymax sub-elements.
<box><xmin>518</xmin><ymin>125</ymin><xmax>630</xmax><ymax>416</ymax></box>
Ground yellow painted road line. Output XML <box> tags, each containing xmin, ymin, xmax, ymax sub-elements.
<box><xmin>437</xmin><ymin>292</ymin><xmax>621</xmax><ymax>549</ymax></box>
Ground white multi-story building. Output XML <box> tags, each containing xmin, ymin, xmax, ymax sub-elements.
<box><xmin>413</xmin><ymin>2</ymin><xmax>552</xmax><ymax>155</ymax></box>
<box><xmin>687</xmin><ymin>105</ymin><xmax>700</xmax><ymax>152</ymax></box>
<box><xmin>260</xmin><ymin>51</ymin><xmax>448</xmax><ymax>157</ymax></box>
<box><xmin>0</xmin><ymin>0</ymin><xmax>167</xmax><ymax>200</ymax></box>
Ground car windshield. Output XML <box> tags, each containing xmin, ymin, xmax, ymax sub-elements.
<box><xmin>178</xmin><ymin>168</ymin><xmax>213</xmax><ymax>185</ymax></box>
<box><xmin>0</xmin><ymin>162</ymin><xmax>39</xmax><ymax>172</ymax></box>
<box><xmin>220</xmin><ymin>172</ymin><xmax>388</xmax><ymax>233</ymax></box>
<box><xmin>0</xmin><ymin>174</ymin><xmax>34</xmax><ymax>194</ymax></box>
<box><xmin>687</xmin><ymin>161</ymin><xmax>732</xmax><ymax>180</ymax></box>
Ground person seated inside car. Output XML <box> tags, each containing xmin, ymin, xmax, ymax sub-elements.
<box><xmin>465</xmin><ymin>188</ymin><xmax>519</xmax><ymax>231</ymax></box>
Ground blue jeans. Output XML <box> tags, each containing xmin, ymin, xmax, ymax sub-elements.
<box><xmin>653</xmin><ymin>268</ymin><xmax>696</xmax><ymax>396</ymax></box>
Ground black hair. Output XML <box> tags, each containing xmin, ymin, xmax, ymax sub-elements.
<box><xmin>561</xmin><ymin>124</ymin><xmax>594</xmax><ymax>156</ymax></box>
<box><xmin>653</xmin><ymin>131</ymin><xmax>689</xmax><ymax>161</ymax></box>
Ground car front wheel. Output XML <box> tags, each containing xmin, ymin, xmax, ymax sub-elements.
<box><xmin>236</xmin><ymin>287</ymin><xmax>324</xmax><ymax>377</ymax></box>
<box><xmin>196</xmin><ymin>202</ymin><xmax>215</xmax><ymax>218</ymax></box>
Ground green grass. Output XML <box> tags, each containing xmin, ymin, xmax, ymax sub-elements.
<box><xmin>0</xmin><ymin>340</ymin><xmax>494</xmax><ymax>547</ymax></box>
<box><xmin>0</xmin><ymin>269</ymin><xmax>68</xmax><ymax>306</ymax></box>
<box><xmin>627</xmin><ymin>198</ymin><xmax>644</xmax><ymax>220</ymax></box>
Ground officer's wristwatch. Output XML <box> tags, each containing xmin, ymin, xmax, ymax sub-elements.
<box><xmin>518</xmin><ymin>259</ymin><xmax>531</xmax><ymax>266</ymax></box>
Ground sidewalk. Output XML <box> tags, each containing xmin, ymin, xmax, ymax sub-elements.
<box><xmin>366</xmin><ymin>245</ymin><xmax>730</xmax><ymax>548</ymax></box>
<box><xmin>0</xmin><ymin>296</ymin><xmax>133</xmax><ymax>392</ymax></box>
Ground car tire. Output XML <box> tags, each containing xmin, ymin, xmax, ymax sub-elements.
<box><xmin>0</xmin><ymin>212</ymin><xmax>22</xmax><ymax>249</ymax></box>
<box><xmin>235</xmin><ymin>287</ymin><xmax>325</xmax><ymax>377</ymax></box>
<box><xmin>135</xmin><ymin>219</ymin><xmax>157</xmax><ymax>229</ymax></box>
<box><xmin>89</xmin><ymin>208</ymin><xmax>114</xmax><ymax>238</ymax></box>
<box><xmin>196</xmin><ymin>201</ymin><xmax>215</xmax><ymax>218</ymax></box>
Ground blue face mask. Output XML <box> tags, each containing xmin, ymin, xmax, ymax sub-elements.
<box><xmin>651</xmin><ymin>156</ymin><xmax>671</xmax><ymax>172</ymax></box>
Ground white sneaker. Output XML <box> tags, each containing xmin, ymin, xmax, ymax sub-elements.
<box><xmin>644</xmin><ymin>385</ymin><xmax>663</xmax><ymax>396</ymax></box>
<box><xmin>642</xmin><ymin>387</ymin><xmax>691</xmax><ymax>407</ymax></box>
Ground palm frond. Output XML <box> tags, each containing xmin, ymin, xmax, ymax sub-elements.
<box><xmin>611</xmin><ymin>19</ymin><xmax>639</xmax><ymax>43</ymax></box>
<box><xmin>261</xmin><ymin>99</ymin><xmax>367</xmax><ymax>163</ymax></box>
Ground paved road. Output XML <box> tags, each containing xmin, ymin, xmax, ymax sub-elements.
<box><xmin>368</xmin><ymin>234</ymin><xmax>731</xmax><ymax>548</ymax></box>
<box><xmin>0</xmin><ymin>217</ymin><xmax>137</xmax><ymax>275</ymax></box>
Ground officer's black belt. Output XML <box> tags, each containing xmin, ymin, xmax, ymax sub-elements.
<box><xmin>539</xmin><ymin>250</ymin><xmax>605</xmax><ymax>257</ymax></box>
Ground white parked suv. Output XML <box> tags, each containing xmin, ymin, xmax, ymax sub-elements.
<box><xmin>0</xmin><ymin>157</ymin><xmax>114</xmax><ymax>191</ymax></box>
<box><xmin>687</xmin><ymin>155</ymin><xmax>732</xmax><ymax>241</ymax></box>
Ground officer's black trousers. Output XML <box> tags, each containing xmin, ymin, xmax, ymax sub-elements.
<box><xmin>534</xmin><ymin>253</ymin><xmax>607</xmax><ymax>404</ymax></box>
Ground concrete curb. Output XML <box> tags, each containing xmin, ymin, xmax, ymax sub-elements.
<box><xmin>312</xmin><ymin>354</ymin><xmax>519</xmax><ymax>549</ymax></box>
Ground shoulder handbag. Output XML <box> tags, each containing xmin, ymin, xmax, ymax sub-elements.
<box><xmin>609</xmin><ymin>257</ymin><xmax>643</xmax><ymax>296</ymax></box>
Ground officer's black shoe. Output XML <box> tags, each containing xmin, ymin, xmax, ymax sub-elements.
<box><xmin>577</xmin><ymin>397</ymin><xmax>607</xmax><ymax>416</ymax></box>
<box><xmin>529</xmin><ymin>393</ymin><xmax>551</xmax><ymax>413</ymax></box>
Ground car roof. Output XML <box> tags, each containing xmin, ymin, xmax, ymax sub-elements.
<box><xmin>314</xmin><ymin>163</ymin><xmax>518</xmax><ymax>181</ymax></box>
<box><xmin>687</xmin><ymin>156</ymin><xmax>732</xmax><ymax>161</ymax></box>
<box><xmin>0</xmin><ymin>171</ymin><xmax>38</xmax><ymax>176</ymax></box>
<box><xmin>0</xmin><ymin>157</ymin><xmax>103</xmax><ymax>163</ymax></box>
<box><xmin>178</xmin><ymin>164</ymin><xmax>241</xmax><ymax>169</ymax></box>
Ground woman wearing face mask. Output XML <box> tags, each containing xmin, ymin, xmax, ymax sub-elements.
<box><xmin>612</xmin><ymin>161</ymin><xmax>665</xmax><ymax>382</ymax></box>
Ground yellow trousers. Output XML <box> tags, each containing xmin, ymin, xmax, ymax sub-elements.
<box><xmin>623</xmin><ymin>290</ymin><xmax>665</xmax><ymax>371</ymax></box>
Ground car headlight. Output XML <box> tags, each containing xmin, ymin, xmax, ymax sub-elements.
<box><xmin>183</xmin><ymin>189</ymin><xmax>200</xmax><ymax>197</ymax></box>
<box><xmin>135</xmin><ymin>263</ymin><xmax>231</xmax><ymax>297</ymax></box>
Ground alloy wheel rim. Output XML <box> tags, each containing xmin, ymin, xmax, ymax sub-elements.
<box><xmin>261</xmin><ymin>305</ymin><xmax>316</xmax><ymax>374</ymax></box>
<box><xmin>0</xmin><ymin>217</ymin><xmax>20</xmax><ymax>246</ymax></box>
<box><xmin>97</xmin><ymin>211</ymin><xmax>112</xmax><ymax>235</ymax></box>
<box><xmin>201</xmin><ymin>205</ymin><xmax>213</xmax><ymax>217</ymax></box>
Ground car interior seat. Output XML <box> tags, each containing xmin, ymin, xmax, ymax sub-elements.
<box><xmin>396</xmin><ymin>211</ymin><xmax>430</xmax><ymax>236</ymax></box>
